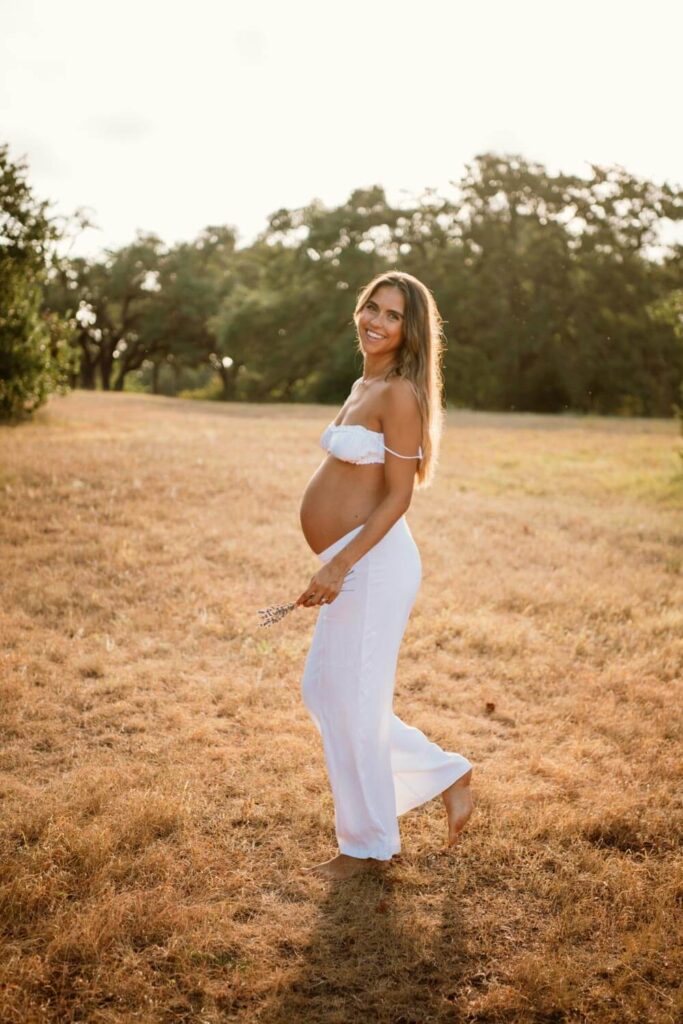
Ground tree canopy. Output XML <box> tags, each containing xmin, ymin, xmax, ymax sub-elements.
<box><xmin>4</xmin><ymin>147</ymin><xmax>682</xmax><ymax>417</ymax></box>
<box><xmin>0</xmin><ymin>144</ymin><xmax>72</xmax><ymax>420</ymax></box>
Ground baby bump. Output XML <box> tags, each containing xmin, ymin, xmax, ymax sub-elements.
<box><xmin>300</xmin><ymin>458</ymin><xmax>387</xmax><ymax>555</ymax></box>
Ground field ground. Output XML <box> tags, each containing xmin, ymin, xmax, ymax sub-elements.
<box><xmin>1</xmin><ymin>390</ymin><xmax>682</xmax><ymax>1023</ymax></box>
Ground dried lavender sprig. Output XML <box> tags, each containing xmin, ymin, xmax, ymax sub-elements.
<box><xmin>257</xmin><ymin>585</ymin><xmax>356</xmax><ymax>628</ymax></box>
<box><xmin>257</xmin><ymin>601</ymin><xmax>296</xmax><ymax>628</ymax></box>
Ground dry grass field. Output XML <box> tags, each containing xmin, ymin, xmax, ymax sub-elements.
<box><xmin>1</xmin><ymin>390</ymin><xmax>682</xmax><ymax>1024</ymax></box>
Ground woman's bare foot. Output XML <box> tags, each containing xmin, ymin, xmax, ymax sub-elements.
<box><xmin>441</xmin><ymin>769</ymin><xmax>474</xmax><ymax>847</ymax></box>
<box><xmin>303</xmin><ymin>853</ymin><xmax>375</xmax><ymax>880</ymax></box>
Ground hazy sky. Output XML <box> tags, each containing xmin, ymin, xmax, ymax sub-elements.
<box><xmin>3</xmin><ymin>0</ymin><xmax>682</xmax><ymax>259</ymax></box>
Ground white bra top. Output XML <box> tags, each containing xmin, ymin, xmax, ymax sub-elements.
<box><xmin>320</xmin><ymin>421</ymin><xmax>423</xmax><ymax>465</ymax></box>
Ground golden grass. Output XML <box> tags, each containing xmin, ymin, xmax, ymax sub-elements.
<box><xmin>1</xmin><ymin>390</ymin><xmax>681</xmax><ymax>1024</ymax></box>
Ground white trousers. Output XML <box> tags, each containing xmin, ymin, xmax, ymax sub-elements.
<box><xmin>301</xmin><ymin>515</ymin><xmax>472</xmax><ymax>861</ymax></box>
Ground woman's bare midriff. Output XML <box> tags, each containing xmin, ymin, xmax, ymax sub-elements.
<box><xmin>300</xmin><ymin>457</ymin><xmax>388</xmax><ymax>555</ymax></box>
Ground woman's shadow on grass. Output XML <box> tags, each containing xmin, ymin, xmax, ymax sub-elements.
<box><xmin>263</xmin><ymin>851</ymin><xmax>470</xmax><ymax>1024</ymax></box>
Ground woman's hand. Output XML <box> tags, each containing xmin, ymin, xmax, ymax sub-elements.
<box><xmin>295</xmin><ymin>560</ymin><xmax>353</xmax><ymax>608</ymax></box>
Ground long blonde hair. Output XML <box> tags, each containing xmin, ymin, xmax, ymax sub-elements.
<box><xmin>353</xmin><ymin>271</ymin><xmax>445</xmax><ymax>489</ymax></box>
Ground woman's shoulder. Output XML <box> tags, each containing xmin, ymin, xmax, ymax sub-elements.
<box><xmin>383</xmin><ymin>375</ymin><xmax>421</xmax><ymax>410</ymax></box>
<box><xmin>385</xmin><ymin>374</ymin><xmax>417</xmax><ymax>394</ymax></box>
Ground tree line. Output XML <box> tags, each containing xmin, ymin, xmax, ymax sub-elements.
<box><xmin>1</xmin><ymin>142</ymin><xmax>682</xmax><ymax>421</ymax></box>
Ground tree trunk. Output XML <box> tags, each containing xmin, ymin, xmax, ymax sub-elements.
<box><xmin>77</xmin><ymin>336</ymin><xmax>97</xmax><ymax>389</ymax></box>
<box><xmin>79</xmin><ymin>359</ymin><xmax>97</xmax><ymax>389</ymax></box>
<box><xmin>218</xmin><ymin>361</ymin><xmax>241</xmax><ymax>400</ymax></box>
<box><xmin>100</xmin><ymin>355</ymin><xmax>112</xmax><ymax>391</ymax></box>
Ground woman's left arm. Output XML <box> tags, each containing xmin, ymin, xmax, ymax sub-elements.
<box><xmin>327</xmin><ymin>379</ymin><xmax>422</xmax><ymax>574</ymax></box>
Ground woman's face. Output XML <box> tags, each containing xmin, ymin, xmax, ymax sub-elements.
<box><xmin>356</xmin><ymin>285</ymin><xmax>405</xmax><ymax>358</ymax></box>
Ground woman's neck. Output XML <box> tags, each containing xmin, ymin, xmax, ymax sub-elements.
<box><xmin>361</xmin><ymin>360</ymin><xmax>398</xmax><ymax>383</ymax></box>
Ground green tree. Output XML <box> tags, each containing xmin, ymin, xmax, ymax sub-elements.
<box><xmin>648</xmin><ymin>287</ymin><xmax>683</xmax><ymax>456</ymax></box>
<box><xmin>0</xmin><ymin>143</ymin><xmax>72</xmax><ymax>420</ymax></box>
<box><xmin>430</xmin><ymin>153</ymin><xmax>683</xmax><ymax>413</ymax></box>
<box><xmin>46</xmin><ymin>226</ymin><xmax>236</xmax><ymax>394</ymax></box>
<box><xmin>45</xmin><ymin>233</ymin><xmax>167</xmax><ymax>391</ymax></box>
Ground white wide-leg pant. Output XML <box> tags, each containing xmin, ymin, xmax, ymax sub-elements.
<box><xmin>301</xmin><ymin>515</ymin><xmax>472</xmax><ymax>861</ymax></box>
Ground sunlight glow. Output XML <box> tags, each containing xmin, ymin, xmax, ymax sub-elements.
<box><xmin>1</xmin><ymin>0</ymin><xmax>680</xmax><ymax>261</ymax></box>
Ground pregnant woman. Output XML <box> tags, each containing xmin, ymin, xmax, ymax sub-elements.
<box><xmin>296</xmin><ymin>271</ymin><xmax>474</xmax><ymax>881</ymax></box>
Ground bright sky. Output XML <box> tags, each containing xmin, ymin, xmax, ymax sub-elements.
<box><xmin>2</xmin><ymin>0</ymin><xmax>682</xmax><ymax>260</ymax></box>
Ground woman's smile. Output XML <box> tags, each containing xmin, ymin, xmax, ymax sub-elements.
<box><xmin>356</xmin><ymin>284</ymin><xmax>405</xmax><ymax>358</ymax></box>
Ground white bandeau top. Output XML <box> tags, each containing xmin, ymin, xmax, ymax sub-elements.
<box><xmin>320</xmin><ymin>421</ymin><xmax>423</xmax><ymax>465</ymax></box>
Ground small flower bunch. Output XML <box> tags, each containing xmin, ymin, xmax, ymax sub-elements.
<box><xmin>258</xmin><ymin>569</ymin><xmax>355</xmax><ymax>627</ymax></box>
<box><xmin>257</xmin><ymin>601</ymin><xmax>298</xmax><ymax>628</ymax></box>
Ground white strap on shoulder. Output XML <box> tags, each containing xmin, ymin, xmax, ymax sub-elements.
<box><xmin>384</xmin><ymin>444</ymin><xmax>422</xmax><ymax>460</ymax></box>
